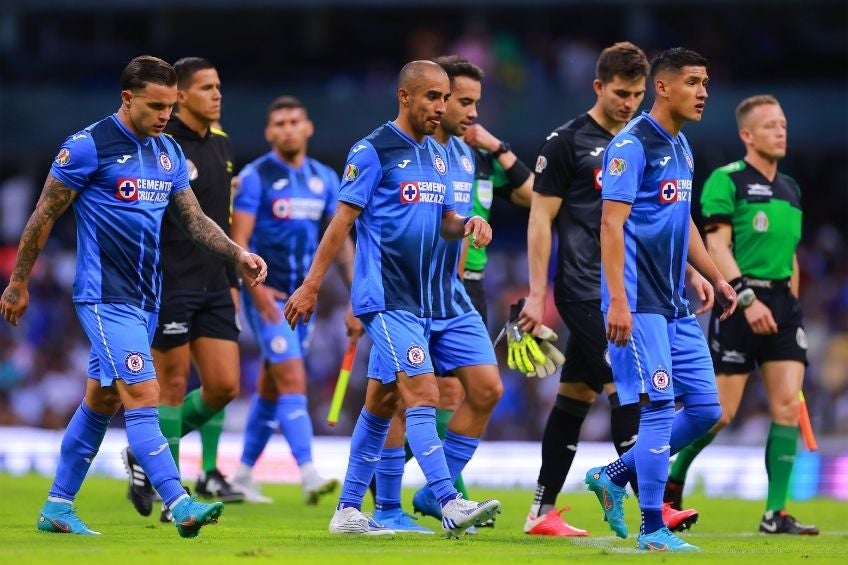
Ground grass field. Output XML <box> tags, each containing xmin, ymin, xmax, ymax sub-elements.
<box><xmin>1</xmin><ymin>474</ymin><xmax>845</xmax><ymax>564</ymax></box>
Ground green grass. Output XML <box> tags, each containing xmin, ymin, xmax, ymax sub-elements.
<box><xmin>1</xmin><ymin>474</ymin><xmax>845</xmax><ymax>563</ymax></box>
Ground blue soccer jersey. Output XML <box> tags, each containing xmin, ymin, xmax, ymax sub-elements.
<box><xmin>431</xmin><ymin>137</ymin><xmax>476</xmax><ymax>319</ymax></box>
<box><xmin>339</xmin><ymin>121</ymin><xmax>454</xmax><ymax>317</ymax></box>
<box><xmin>600</xmin><ymin>112</ymin><xmax>695</xmax><ymax>318</ymax></box>
<box><xmin>234</xmin><ymin>153</ymin><xmax>339</xmax><ymax>295</ymax></box>
<box><xmin>50</xmin><ymin>114</ymin><xmax>190</xmax><ymax>312</ymax></box>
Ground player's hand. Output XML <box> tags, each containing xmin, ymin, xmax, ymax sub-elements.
<box><xmin>464</xmin><ymin>216</ymin><xmax>492</xmax><ymax>248</ymax></box>
<box><xmin>344</xmin><ymin>304</ymin><xmax>364</xmax><ymax>342</ymax></box>
<box><xmin>606</xmin><ymin>297</ymin><xmax>632</xmax><ymax>347</ymax></box>
<box><xmin>462</xmin><ymin>124</ymin><xmax>500</xmax><ymax>152</ymax></box>
<box><xmin>249</xmin><ymin>284</ymin><xmax>287</xmax><ymax>324</ymax></box>
<box><xmin>744</xmin><ymin>300</ymin><xmax>778</xmax><ymax>335</ymax></box>
<box><xmin>0</xmin><ymin>283</ymin><xmax>29</xmax><ymax>326</ymax></box>
<box><xmin>517</xmin><ymin>293</ymin><xmax>546</xmax><ymax>335</ymax></box>
<box><xmin>284</xmin><ymin>281</ymin><xmax>319</xmax><ymax>330</ymax></box>
<box><xmin>237</xmin><ymin>251</ymin><xmax>268</xmax><ymax>287</ymax></box>
<box><xmin>714</xmin><ymin>280</ymin><xmax>737</xmax><ymax>321</ymax></box>
<box><xmin>505</xmin><ymin>299</ymin><xmax>565</xmax><ymax>378</ymax></box>
<box><xmin>688</xmin><ymin>269</ymin><xmax>714</xmax><ymax>314</ymax></box>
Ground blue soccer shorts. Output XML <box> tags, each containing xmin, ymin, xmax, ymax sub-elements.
<box><xmin>429</xmin><ymin>309</ymin><xmax>497</xmax><ymax>376</ymax></box>
<box><xmin>76</xmin><ymin>302</ymin><xmax>157</xmax><ymax>386</ymax></box>
<box><xmin>242</xmin><ymin>292</ymin><xmax>313</xmax><ymax>364</ymax></box>
<box><xmin>606</xmin><ymin>313</ymin><xmax>717</xmax><ymax>405</ymax></box>
<box><xmin>363</xmin><ymin>310</ymin><xmax>432</xmax><ymax>384</ymax></box>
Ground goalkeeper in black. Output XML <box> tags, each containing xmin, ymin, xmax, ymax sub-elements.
<box><xmin>516</xmin><ymin>42</ymin><xmax>702</xmax><ymax>536</ymax></box>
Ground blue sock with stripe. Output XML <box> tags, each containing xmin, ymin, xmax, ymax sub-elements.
<box><xmin>633</xmin><ymin>400</ymin><xmax>674</xmax><ymax>535</ymax></box>
<box><xmin>338</xmin><ymin>409</ymin><xmax>390</xmax><ymax>510</ymax></box>
<box><xmin>49</xmin><ymin>403</ymin><xmax>111</xmax><ymax>502</ymax></box>
<box><xmin>277</xmin><ymin>394</ymin><xmax>313</xmax><ymax>466</ymax></box>
<box><xmin>125</xmin><ymin>407</ymin><xmax>186</xmax><ymax>506</ymax></box>
<box><xmin>240</xmin><ymin>395</ymin><xmax>277</xmax><ymax>467</ymax></box>
<box><xmin>405</xmin><ymin>406</ymin><xmax>456</xmax><ymax>506</ymax></box>
<box><xmin>375</xmin><ymin>446</ymin><xmax>405</xmax><ymax>512</ymax></box>
<box><xmin>443</xmin><ymin>430</ymin><xmax>479</xmax><ymax>483</ymax></box>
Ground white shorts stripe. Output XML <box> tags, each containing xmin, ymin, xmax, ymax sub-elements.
<box><xmin>93</xmin><ymin>304</ymin><xmax>120</xmax><ymax>379</ymax></box>
<box><xmin>377</xmin><ymin>312</ymin><xmax>401</xmax><ymax>372</ymax></box>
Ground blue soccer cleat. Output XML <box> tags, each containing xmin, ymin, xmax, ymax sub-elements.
<box><xmin>637</xmin><ymin>526</ymin><xmax>700</xmax><ymax>552</ymax></box>
<box><xmin>37</xmin><ymin>500</ymin><xmax>100</xmax><ymax>535</ymax></box>
<box><xmin>374</xmin><ymin>508</ymin><xmax>434</xmax><ymax>534</ymax></box>
<box><xmin>169</xmin><ymin>497</ymin><xmax>224</xmax><ymax>538</ymax></box>
<box><xmin>585</xmin><ymin>465</ymin><xmax>629</xmax><ymax>538</ymax></box>
<box><xmin>412</xmin><ymin>486</ymin><xmax>442</xmax><ymax>520</ymax></box>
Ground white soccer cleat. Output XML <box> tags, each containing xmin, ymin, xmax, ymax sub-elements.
<box><xmin>329</xmin><ymin>507</ymin><xmax>396</xmax><ymax>535</ymax></box>
<box><xmin>441</xmin><ymin>496</ymin><xmax>502</xmax><ymax>538</ymax></box>
<box><xmin>302</xmin><ymin>475</ymin><xmax>339</xmax><ymax>505</ymax></box>
<box><xmin>229</xmin><ymin>474</ymin><xmax>273</xmax><ymax>504</ymax></box>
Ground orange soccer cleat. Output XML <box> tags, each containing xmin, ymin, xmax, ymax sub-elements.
<box><xmin>663</xmin><ymin>502</ymin><xmax>699</xmax><ymax>532</ymax></box>
<box><xmin>524</xmin><ymin>507</ymin><xmax>589</xmax><ymax>537</ymax></box>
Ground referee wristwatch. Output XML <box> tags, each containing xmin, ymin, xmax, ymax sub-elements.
<box><xmin>492</xmin><ymin>141</ymin><xmax>511</xmax><ymax>157</ymax></box>
<box><xmin>737</xmin><ymin>287</ymin><xmax>757</xmax><ymax>309</ymax></box>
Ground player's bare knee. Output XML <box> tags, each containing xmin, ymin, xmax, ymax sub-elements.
<box><xmin>773</xmin><ymin>398</ymin><xmax>800</xmax><ymax>426</ymax></box>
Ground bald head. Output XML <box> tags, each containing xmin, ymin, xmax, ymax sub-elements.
<box><xmin>399</xmin><ymin>60</ymin><xmax>449</xmax><ymax>91</ymax></box>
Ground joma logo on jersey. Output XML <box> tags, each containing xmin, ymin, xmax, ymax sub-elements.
<box><xmin>659</xmin><ymin>179</ymin><xmax>692</xmax><ymax>203</ymax></box>
<box><xmin>400</xmin><ymin>181</ymin><xmax>446</xmax><ymax>204</ymax></box>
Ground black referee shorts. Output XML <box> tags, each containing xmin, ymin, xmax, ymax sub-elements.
<box><xmin>554</xmin><ymin>299</ymin><xmax>613</xmax><ymax>392</ymax></box>
<box><xmin>461</xmin><ymin>275</ymin><xmax>488</xmax><ymax>327</ymax></box>
<box><xmin>709</xmin><ymin>286</ymin><xmax>808</xmax><ymax>374</ymax></box>
<box><xmin>152</xmin><ymin>288</ymin><xmax>239</xmax><ymax>350</ymax></box>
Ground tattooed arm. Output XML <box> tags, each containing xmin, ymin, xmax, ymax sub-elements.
<box><xmin>171</xmin><ymin>188</ymin><xmax>268</xmax><ymax>285</ymax></box>
<box><xmin>1</xmin><ymin>174</ymin><xmax>76</xmax><ymax>325</ymax></box>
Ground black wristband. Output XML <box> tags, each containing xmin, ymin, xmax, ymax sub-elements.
<box><xmin>729</xmin><ymin>276</ymin><xmax>749</xmax><ymax>293</ymax></box>
<box><xmin>504</xmin><ymin>158</ymin><xmax>532</xmax><ymax>188</ymax></box>
<box><xmin>492</xmin><ymin>141</ymin><xmax>511</xmax><ymax>157</ymax></box>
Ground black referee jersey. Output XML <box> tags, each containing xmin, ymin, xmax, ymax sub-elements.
<box><xmin>160</xmin><ymin>116</ymin><xmax>237</xmax><ymax>292</ymax></box>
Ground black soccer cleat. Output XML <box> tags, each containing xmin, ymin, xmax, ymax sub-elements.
<box><xmin>122</xmin><ymin>446</ymin><xmax>154</xmax><ymax>517</ymax></box>
<box><xmin>195</xmin><ymin>469</ymin><xmax>245</xmax><ymax>503</ymax></box>
<box><xmin>759</xmin><ymin>510</ymin><xmax>819</xmax><ymax>535</ymax></box>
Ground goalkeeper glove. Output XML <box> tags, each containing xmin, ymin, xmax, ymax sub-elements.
<box><xmin>503</xmin><ymin>299</ymin><xmax>566</xmax><ymax>378</ymax></box>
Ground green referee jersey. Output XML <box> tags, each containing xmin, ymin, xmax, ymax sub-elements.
<box><xmin>700</xmin><ymin>159</ymin><xmax>802</xmax><ymax>280</ymax></box>
<box><xmin>466</xmin><ymin>149</ymin><xmax>519</xmax><ymax>272</ymax></box>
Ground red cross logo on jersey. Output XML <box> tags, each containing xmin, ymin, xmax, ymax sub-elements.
<box><xmin>116</xmin><ymin>178</ymin><xmax>138</xmax><ymax>201</ymax></box>
<box><xmin>659</xmin><ymin>180</ymin><xmax>678</xmax><ymax>203</ymax></box>
<box><xmin>400</xmin><ymin>182</ymin><xmax>419</xmax><ymax>204</ymax></box>
<box><xmin>593</xmin><ymin>167</ymin><xmax>602</xmax><ymax>190</ymax></box>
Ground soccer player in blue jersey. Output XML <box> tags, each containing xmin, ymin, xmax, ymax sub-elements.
<box><xmin>284</xmin><ymin>60</ymin><xmax>501</xmax><ymax>537</ymax></box>
<box><xmin>0</xmin><ymin>55</ymin><xmax>267</xmax><ymax>537</ymax></box>
<box><xmin>582</xmin><ymin>48</ymin><xmax>736</xmax><ymax>552</ymax></box>
<box><xmin>228</xmin><ymin>96</ymin><xmax>352</xmax><ymax>504</ymax></box>
<box><xmin>369</xmin><ymin>55</ymin><xmax>502</xmax><ymax>535</ymax></box>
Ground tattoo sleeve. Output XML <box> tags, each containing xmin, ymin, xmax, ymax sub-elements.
<box><xmin>11</xmin><ymin>174</ymin><xmax>75</xmax><ymax>284</ymax></box>
<box><xmin>172</xmin><ymin>188</ymin><xmax>242</xmax><ymax>262</ymax></box>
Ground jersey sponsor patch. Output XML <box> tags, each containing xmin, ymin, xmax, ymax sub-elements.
<box><xmin>651</xmin><ymin>368</ymin><xmax>670</xmax><ymax>391</ymax></box>
<box><xmin>116</xmin><ymin>178</ymin><xmax>139</xmax><ymax>201</ymax></box>
<box><xmin>659</xmin><ymin>179</ymin><xmax>678</xmax><ymax>203</ymax></box>
<box><xmin>271</xmin><ymin>197</ymin><xmax>326</xmax><ymax>220</ymax></box>
<box><xmin>400</xmin><ymin>181</ymin><xmax>420</xmax><ymax>203</ymax></box>
<box><xmin>753</xmin><ymin>211</ymin><xmax>769</xmax><ymax>232</ymax></box>
<box><xmin>535</xmin><ymin>155</ymin><xmax>547</xmax><ymax>173</ymax></box>
<box><xmin>593</xmin><ymin>167</ymin><xmax>602</xmax><ymax>190</ymax></box>
<box><xmin>607</xmin><ymin>158</ymin><xmax>627</xmax><ymax>176</ymax></box>
<box><xmin>55</xmin><ymin>148</ymin><xmax>71</xmax><ymax>167</ymax></box>
<box><xmin>434</xmin><ymin>155</ymin><xmax>447</xmax><ymax>175</ymax></box>
<box><xmin>159</xmin><ymin>152</ymin><xmax>173</xmax><ymax>172</ymax></box>
<box><xmin>406</xmin><ymin>345</ymin><xmax>426</xmax><ymax>367</ymax></box>
<box><xmin>343</xmin><ymin>163</ymin><xmax>359</xmax><ymax>181</ymax></box>
<box><xmin>125</xmin><ymin>352</ymin><xmax>145</xmax><ymax>374</ymax></box>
